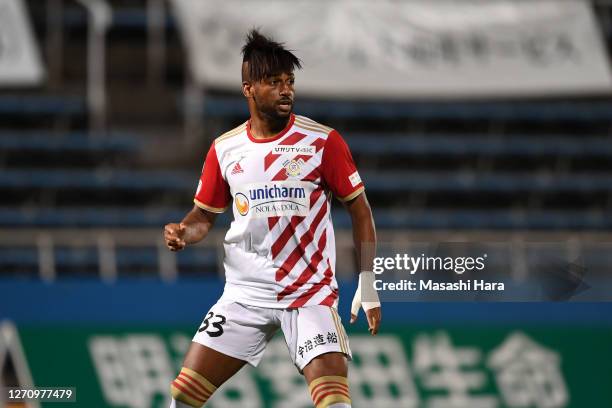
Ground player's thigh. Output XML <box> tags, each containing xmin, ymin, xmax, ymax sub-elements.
<box><xmin>281</xmin><ymin>305</ymin><xmax>352</xmax><ymax>373</ymax></box>
<box><xmin>182</xmin><ymin>342</ymin><xmax>247</xmax><ymax>387</ymax></box>
<box><xmin>186</xmin><ymin>301</ymin><xmax>277</xmax><ymax>386</ymax></box>
<box><xmin>302</xmin><ymin>351</ymin><xmax>348</xmax><ymax>384</ymax></box>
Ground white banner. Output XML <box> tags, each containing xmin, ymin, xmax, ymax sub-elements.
<box><xmin>171</xmin><ymin>0</ymin><xmax>612</xmax><ymax>98</ymax></box>
<box><xmin>0</xmin><ymin>0</ymin><xmax>45</xmax><ymax>86</ymax></box>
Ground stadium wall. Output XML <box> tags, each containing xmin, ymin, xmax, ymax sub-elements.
<box><xmin>1</xmin><ymin>279</ymin><xmax>611</xmax><ymax>407</ymax></box>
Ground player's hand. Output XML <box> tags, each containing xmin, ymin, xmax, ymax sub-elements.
<box><xmin>350</xmin><ymin>271</ymin><xmax>381</xmax><ymax>335</ymax></box>
<box><xmin>365</xmin><ymin>307</ymin><xmax>381</xmax><ymax>335</ymax></box>
<box><xmin>164</xmin><ymin>222</ymin><xmax>187</xmax><ymax>251</ymax></box>
<box><xmin>351</xmin><ymin>306</ymin><xmax>381</xmax><ymax>336</ymax></box>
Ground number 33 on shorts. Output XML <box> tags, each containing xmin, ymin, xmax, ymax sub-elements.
<box><xmin>198</xmin><ymin>311</ymin><xmax>227</xmax><ymax>337</ymax></box>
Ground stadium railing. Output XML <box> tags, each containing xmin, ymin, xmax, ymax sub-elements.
<box><xmin>0</xmin><ymin>228</ymin><xmax>609</xmax><ymax>281</ymax></box>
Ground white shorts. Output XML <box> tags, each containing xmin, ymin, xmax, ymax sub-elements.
<box><xmin>192</xmin><ymin>301</ymin><xmax>352</xmax><ymax>371</ymax></box>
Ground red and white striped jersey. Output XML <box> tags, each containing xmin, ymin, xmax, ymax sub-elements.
<box><xmin>194</xmin><ymin>114</ymin><xmax>364</xmax><ymax>308</ymax></box>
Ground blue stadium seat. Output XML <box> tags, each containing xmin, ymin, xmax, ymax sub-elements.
<box><xmin>0</xmin><ymin>131</ymin><xmax>139</xmax><ymax>152</ymax></box>
<box><xmin>62</xmin><ymin>7</ymin><xmax>176</xmax><ymax>29</ymax></box>
<box><xmin>361</xmin><ymin>171</ymin><xmax>612</xmax><ymax>193</ymax></box>
<box><xmin>0</xmin><ymin>206</ymin><xmax>607</xmax><ymax>230</ymax></box>
<box><xmin>332</xmin><ymin>209</ymin><xmax>610</xmax><ymax>230</ymax></box>
<box><xmin>1</xmin><ymin>169</ymin><xmax>611</xmax><ymax>193</ymax></box>
<box><xmin>200</xmin><ymin>96</ymin><xmax>612</xmax><ymax>121</ymax></box>
<box><xmin>0</xmin><ymin>95</ymin><xmax>86</xmax><ymax>116</ymax></box>
<box><xmin>345</xmin><ymin>134</ymin><xmax>612</xmax><ymax>157</ymax></box>
<box><xmin>0</xmin><ymin>169</ymin><xmax>194</xmax><ymax>190</ymax></box>
<box><xmin>0</xmin><ymin>207</ymin><xmax>189</xmax><ymax>227</ymax></box>
<box><xmin>0</xmin><ymin>248</ymin><xmax>38</xmax><ymax>265</ymax></box>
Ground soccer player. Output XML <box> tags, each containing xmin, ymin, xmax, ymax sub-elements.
<box><xmin>164</xmin><ymin>29</ymin><xmax>381</xmax><ymax>408</ymax></box>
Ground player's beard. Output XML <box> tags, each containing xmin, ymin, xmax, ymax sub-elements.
<box><xmin>253</xmin><ymin>94</ymin><xmax>292</xmax><ymax>122</ymax></box>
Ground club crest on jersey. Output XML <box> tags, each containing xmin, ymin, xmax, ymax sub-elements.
<box><xmin>284</xmin><ymin>159</ymin><xmax>303</xmax><ymax>177</ymax></box>
<box><xmin>235</xmin><ymin>192</ymin><xmax>249</xmax><ymax>216</ymax></box>
<box><xmin>235</xmin><ymin>181</ymin><xmax>311</xmax><ymax>218</ymax></box>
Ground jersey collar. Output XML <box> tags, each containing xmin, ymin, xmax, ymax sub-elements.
<box><xmin>247</xmin><ymin>113</ymin><xmax>295</xmax><ymax>143</ymax></box>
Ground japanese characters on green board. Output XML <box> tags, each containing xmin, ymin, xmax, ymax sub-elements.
<box><xmin>3</xmin><ymin>323</ymin><xmax>612</xmax><ymax>407</ymax></box>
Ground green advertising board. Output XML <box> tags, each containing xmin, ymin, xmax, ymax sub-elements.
<box><xmin>2</xmin><ymin>322</ymin><xmax>612</xmax><ymax>407</ymax></box>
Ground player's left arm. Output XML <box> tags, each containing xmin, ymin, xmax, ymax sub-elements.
<box><xmin>344</xmin><ymin>192</ymin><xmax>381</xmax><ymax>335</ymax></box>
<box><xmin>321</xmin><ymin>129</ymin><xmax>381</xmax><ymax>334</ymax></box>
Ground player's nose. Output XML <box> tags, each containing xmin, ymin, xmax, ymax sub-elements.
<box><xmin>279</xmin><ymin>82</ymin><xmax>292</xmax><ymax>97</ymax></box>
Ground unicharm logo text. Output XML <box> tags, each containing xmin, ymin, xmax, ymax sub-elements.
<box><xmin>249</xmin><ymin>184</ymin><xmax>305</xmax><ymax>200</ymax></box>
<box><xmin>235</xmin><ymin>181</ymin><xmax>311</xmax><ymax>218</ymax></box>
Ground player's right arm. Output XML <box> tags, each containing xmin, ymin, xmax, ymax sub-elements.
<box><xmin>164</xmin><ymin>141</ymin><xmax>230</xmax><ymax>252</ymax></box>
<box><xmin>164</xmin><ymin>206</ymin><xmax>218</xmax><ymax>251</ymax></box>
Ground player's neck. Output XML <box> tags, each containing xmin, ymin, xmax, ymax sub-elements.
<box><xmin>249</xmin><ymin>112</ymin><xmax>291</xmax><ymax>139</ymax></box>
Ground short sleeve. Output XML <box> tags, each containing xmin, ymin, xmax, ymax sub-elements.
<box><xmin>194</xmin><ymin>143</ymin><xmax>231</xmax><ymax>213</ymax></box>
<box><xmin>320</xmin><ymin>130</ymin><xmax>365</xmax><ymax>202</ymax></box>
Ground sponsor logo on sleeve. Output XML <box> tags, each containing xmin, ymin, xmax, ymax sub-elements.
<box><xmin>349</xmin><ymin>171</ymin><xmax>362</xmax><ymax>187</ymax></box>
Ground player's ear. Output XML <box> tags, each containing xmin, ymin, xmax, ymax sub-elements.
<box><xmin>242</xmin><ymin>81</ymin><xmax>253</xmax><ymax>98</ymax></box>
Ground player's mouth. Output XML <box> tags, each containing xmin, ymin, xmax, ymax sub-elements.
<box><xmin>278</xmin><ymin>99</ymin><xmax>293</xmax><ymax>111</ymax></box>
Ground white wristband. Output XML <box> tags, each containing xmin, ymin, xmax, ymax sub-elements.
<box><xmin>351</xmin><ymin>271</ymin><xmax>381</xmax><ymax>316</ymax></box>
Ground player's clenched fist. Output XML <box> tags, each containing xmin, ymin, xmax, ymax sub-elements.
<box><xmin>164</xmin><ymin>223</ymin><xmax>187</xmax><ymax>251</ymax></box>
